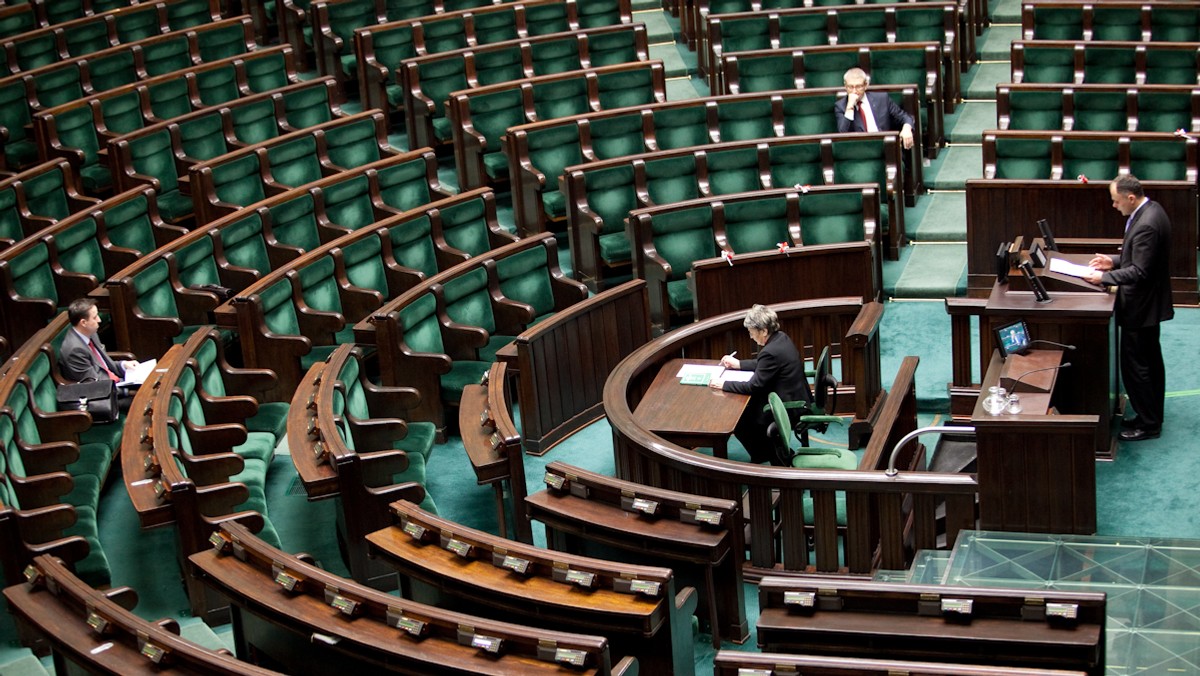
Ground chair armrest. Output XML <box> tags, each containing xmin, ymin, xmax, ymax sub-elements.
<box><xmin>344</xmin><ymin>415</ymin><xmax>407</xmax><ymax>453</ymax></box>
<box><xmin>186</xmin><ymin>421</ymin><xmax>248</xmax><ymax>453</ymax></box>
<box><xmin>177</xmin><ymin>450</ymin><xmax>244</xmax><ymax>485</ymax></box>
<box><xmin>15</xmin><ymin>439</ymin><xmax>79</xmax><ymax>476</ymax></box>
<box><xmin>9</xmin><ymin>471</ymin><xmax>74</xmax><ymax>509</ymax></box>
<box><xmin>198</xmin><ymin>392</ymin><xmax>259</xmax><ymax>423</ymax></box>
<box><xmin>192</xmin><ymin>482</ymin><xmax>252</xmax><ymax>517</ymax></box>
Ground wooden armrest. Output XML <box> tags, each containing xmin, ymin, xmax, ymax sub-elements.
<box><xmin>357</xmin><ymin>449</ymin><xmax>409</xmax><ymax>486</ymax></box>
<box><xmin>177</xmin><ymin>451</ymin><xmax>245</xmax><ymax>485</ymax></box>
<box><xmin>9</xmin><ymin>472</ymin><xmax>74</xmax><ymax>509</ymax></box>
<box><xmin>186</xmin><ymin>421</ymin><xmax>248</xmax><ymax>453</ymax></box>
<box><xmin>193</xmin><ymin>482</ymin><xmax>253</xmax><ymax>517</ymax></box>
<box><xmin>199</xmin><ymin>392</ymin><xmax>259</xmax><ymax>423</ymax></box>
<box><xmin>16</xmin><ymin>439</ymin><xmax>80</xmax><ymax>476</ymax></box>
<box><xmin>345</xmin><ymin>416</ymin><xmax>408</xmax><ymax>453</ymax></box>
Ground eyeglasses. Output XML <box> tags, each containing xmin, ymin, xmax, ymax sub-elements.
<box><xmin>845</xmin><ymin>82</ymin><xmax>867</xmax><ymax>91</ymax></box>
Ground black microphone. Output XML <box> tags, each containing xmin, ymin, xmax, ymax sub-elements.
<box><xmin>1028</xmin><ymin>339</ymin><xmax>1076</xmax><ymax>350</ymax></box>
<box><xmin>1009</xmin><ymin>362</ymin><xmax>1071</xmax><ymax>393</ymax></box>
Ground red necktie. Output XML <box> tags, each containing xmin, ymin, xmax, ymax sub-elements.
<box><xmin>859</xmin><ymin>103</ymin><xmax>869</xmax><ymax>132</ymax></box>
<box><xmin>89</xmin><ymin>340</ymin><xmax>119</xmax><ymax>382</ymax></box>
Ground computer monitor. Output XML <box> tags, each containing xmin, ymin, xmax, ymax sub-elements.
<box><xmin>995</xmin><ymin>319</ymin><xmax>1031</xmax><ymax>361</ymax></box>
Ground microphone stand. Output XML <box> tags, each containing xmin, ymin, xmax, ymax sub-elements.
<box><xmin>1006</xmin><ymin>362</ymin><xmax>1071</xmax><ymax>414</ymax></box>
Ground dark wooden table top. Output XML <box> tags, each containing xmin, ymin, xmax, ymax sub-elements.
<box><xmin>632</xmin><ymin>358</ymin><xmax>750</xmax><ymax>440</ymax></box>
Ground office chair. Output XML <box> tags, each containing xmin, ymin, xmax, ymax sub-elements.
<box><xmin>765</xmin><ymin>347</ymin><xmax>858</xmax><ymax>470</ymax></box>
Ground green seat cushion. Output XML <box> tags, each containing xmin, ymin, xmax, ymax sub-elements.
<box><xmin>247</xmin><ymin>402</ymin><xmax>290</xmax><ymax>442</ymax></box>
<box><xmin>666</xmin><ymin>279</ymin><xmax>693</xmax><ymax>312</ymax></box>
<box><xmin>479</xmin><ymin>334</ymin><xmax>515</xmax><ymax>363</ymax></box>
<box><xmin>542</xmin><ymin>189</ymin><xmax>566</xmax><ymax>218</ymax></box>
<box><xmin>398</xmin><ymin>420</ymin><xmax>436</xmax><ymax>461</ymax></box>
<box><xmin>441</xmin><ymin>361</ymin><xmax>491</xmax><ymax>403</ymax></box>
<box><xmin>792</xmin><ymin>448</ymin><xmax>859</xmax><ymax>470</ymax></box>
<box><xmin>597</xmin><ymin>232</ymin><xmax>631</xmax><ymax>264</ymax></box>
<box><xmin>235</xmin><ymin>432</ymin><xmax>278</xmax><ymax>465</ymax></box>
<box><xmin>66</xmin><ymin>443</ymin><xmax>114</xmax><ymax>483</ymax></box>
<box><xmin>78</xmin><ymin>413</ymin><xmax>126</xmax><ymax>455</ymax></box>
<box><xmin>156</xmin><ymin>190</ymin><xmax>194</xmax><ymax>221</ymax></box>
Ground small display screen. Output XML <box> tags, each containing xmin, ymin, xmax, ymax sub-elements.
<box><xmin>996</xmin><ymin>320</ymin><xmax>1031</xmax><ymax>360</ymax></box>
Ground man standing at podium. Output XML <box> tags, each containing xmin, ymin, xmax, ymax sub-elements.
<box><xmin>1084</xmin><ymin>174</ymin><xmax>1174</xmax><ymax>441</ymax></box>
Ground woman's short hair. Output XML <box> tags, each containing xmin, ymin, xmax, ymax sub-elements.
<box><xmin>743</xmin><ymin>304</ymin><xmax>779</xmax><ymax>333</ymax></box>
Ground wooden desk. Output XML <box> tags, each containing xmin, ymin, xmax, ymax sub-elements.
<box><xmin>982</xmin><ymin>282</ymin><xmax>1116</xmax><ymax>458</ymax></box>
<box><xmin>632</xmin><ymin>358</ymin><xmax>749</xmax><ymax>458</ymax></box>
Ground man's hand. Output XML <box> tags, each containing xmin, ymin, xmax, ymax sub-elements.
<box><xmin>707</xmin><ymin>378</ymin><xmax>724</xmax><ymax>389</ymax></box>
<box><xmin>122</xmin><ymin>360</ymin><xmax>139</xmax><ymax>371</ymax></box>
<box><xmin>1088</xmin><ymin>253</ymin><xmax>1113</xmax><ymax>271</ymax></box>
<box><xmin>846</xmin><ymin>92</ymin><xmax>860</xmax><ymax>110</ymax></box>
<box><xmin>719</xmin><ymin>354</ymin><xmax>739</xmax><ymax>369</ymax></box>
<box><xmin>1083</xmin><ymin>269</ymin><xmax>1104</xmax><ymax>284</ymax></box>
<box><xmin>900</xmin><ymin>124</ymin><xmax>914</xmax><ymax>149</ymax></box>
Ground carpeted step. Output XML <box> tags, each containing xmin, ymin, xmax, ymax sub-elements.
<box><xmin>978</xmin><ymin>25</ymin><xmax>1021</xmax><ymax>61</ymax></box>
<box><xmin>632</xmin><ymin>0</ymin><xmax>662</xmax><ymax>11</ymax></box>
<box><xmin>906</xmin><ymin>191</ymin><xmax>967</xmax><ymax>242</ymax></box>
<box><xmin>963</xmin><ymin>62</ymin><xmax>1011</xmax><ymax>100</ymax></box>
<box><xmin>635</xmin><ymin>9</ymin><xmax>676</xmax><ymax>43</ymax></box>
<box><xmin>925</xmin><ymin>145</ymin><xmax>983</xmax><ymax>190</ymax></box>
<box><xmin>946</xmin><ymin>100</ymin><xmax>998</xmax><ymax>144</ymax></box>
<box><xmin>891</xmin><ymin>243</ymin><xmax>967</xmax><ymax>298</ymax></box>
<box><xmin>649</xmin><ymin>42</ymin><xmax>693</xmax><ymax>79</ymax></box>
<box><xmin>667</xmin><ymin>75</ymin><xmax>708</xmax><ymax>101</ymax></box>
<box><xmin>0</xmin><ymin>654</ymin><xmax>50</xmax><ymax>676</ymax></box>
<box><xmin>990</xmin><ymin>0</ymin><xmax>1023</xmax><ymax>24</ymax></box>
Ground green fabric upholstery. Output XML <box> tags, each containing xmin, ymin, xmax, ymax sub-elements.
<box><xmin>524</xmin><ymin>1</ymin><xmax>572</xmax><ymax>35</ymax></box>
<box><xmin>148</xmin><ymin>77</ymin><xmax>198</xmax><ymax>120</ymax></box>
<box><xmin>532</xmin><ymin>76</ymin><xmax>590</xmax><ymax>122</ymax></box>
<box><xmin>32</xmin><ymin>63</ymin><xmax>86</xmax><ymax>110</ymax></box>
<box><xmin>280</xmin><ymin>82</ymin><xmax>337</xmax><ymax>130</ymax></box>
<box><xmin>1083</xmin><ymin>46</ymin><xmax>1136</xmax><ymax>85</ymax></box>
<box><xmin>323</xmin><ymin>0</ymin><xmax>379</xmax><ymax>68</ymax></box>
<box><xmin>723</xmin><ymin>196</ymin><xmax>790</xmax><ymax>253</ymax></box>
<box><xmin>801</xmin><ymin>50</ymin><xmax>856</xmax><ymax>89</ymax></box>
<box><xmin>242</xmin><ymin>50</ymin><xmax>293</xmax><ymax>94</ymax></box>
<box><xmin>583</xmin><ymin>27</ymin><xmax>642</xmax><ymax>68</ymax></box>
<box><xmin>99</xmin><ymin>190</ymin><xmax>157</xmax><ymax>256</ymax></box>
<box><xmin>98</xmin><ymin>90</ymin><xmax>146</xmax><ymax>138</ymax></box>
<box><xmin>575</xmin><ymin>0</ymin><xmax>623</xmax><ymax>27</ymax></box>
<box><xmin>1062</xmin><ymin>139</ymin><xmax>1119</xmax><ymax>181</ymax></box>
<box><xmin>588</xmin><ymin>112</ymin><xmax>646</xmax><ymax>160</ymax></box>
<box><xmin>66</xmin><ymin>17</ymin><xmax>119</xmax><ymax>58</ymax></box>
<box><xmin>0</xmin><ymin>6</ymin><xmax>36</xmax><ymax>42</ymax></box>
<box><xmin>219</xmin><ymin>212</ymin><xmax>272</xmax><ymax>275</ymax></box>
<box><xmin>388</xmin><ymin>215</ymin><xmax>441</xmax><ymax>277</ymax></box>
<box><xmin>471</xmin><ymin>6</ymin><xmax>520</xmax><ymax>43</ymax></box>
<box><xmin>1091</xmin><ymin>6</ymin><xmax>1141</xmax><ymax>42</ymax></box>
<box><xmin>582</xmin><ymin>164</ymin><xmax>637</xmax><ymax>248</ymax></box>
<box><xmin>193</xmin><ymin>337</ymin><xmax>289</xmax><ymax>443</ymax></box>
<box><xmin>704</xmin><ymin>146</ymin><xmax>761</xmax><ymax>195</ymax></box>
<box><xmin>651</xmin><ymin>205</ymin><xmax>716</xmax><ymax>307</ymax></box>
<box><xmin>141</xmin><ymin>36</ymin><xmax>192</xmax><ymax>77</ymax></box>
<box><xmin>386</xmin><ymin>0</ymin><xmax>436</xmax><ymax>20</ymax></box>
<box><xmin>799</xmin><ymin>191</ymin><xmax>866</xmax><ymax>244</ymax></box>
<box><xmin>994</xmin><ymin>137</ymin><xmax>1053</xmax><ymax>179</ymax></box>
<box><xmin>475</xmin><ymin>45</ymin><xmax>528</xmax><ymax>85</ymax></box>
<box><xmin>643</xmin><ymin>154</ymin><xmax>700</xmax><ymax>205</ymax></box>
<box><xmin>1151</xmin><ymin>7</ymin><xmax>1200</xmax><ymax>42</ymax></box>
<box><xmin>12</xmin><ymin>35</ymin><xmax>61</xmax><ymax>81</ymax></box>
<box><xmin>8</xmin><ymin>242</ymin><xmax>58</xmax><ymax>307</ymax></box>
<box><xmin>1145</xmin><ymin>48</ymin><xmax>1197</xmax><ymax>85</ymax></box>
<box><xmin>438</xmin><ymin>195</ymin><xmax>495</xmax><ymax>257</ymax></box>
<box><xmin>441</xmin><ymin>267</ymin><xmax>500</xmax><ymax>332</ymax></box>
<box><xmin>375</xmin><ymin>155</ymin><xmax>440</xmax><ymax>211</ymax></box>
<box><xmin>268</xmin><ymin>193</ymin><xmax>323</xmax><ymax>253</ymax></box>
<box><xmin>230</xmin><ymin>99</ymin><xmax>282</xmax><ymax>146</ymax></box>
<box><xmin>466</xmin><ymin>88</ymin><xmax>526</xmax><ymax>177</ymax></box>
<box><xmin>719</xmin><ymin>16</ymin><xmax>773</xmax><ymax>56</ymax></box>
<box><xmin>596</xmin><ymin>67</ymin><xmax>659</xmax><ymax>110</ymax></box>
<box><xmin>1137</xmin><ymin>91</ymin><xmax>1191</xmax><ymax>133</ymax></box>
<box><xmin>495</xmin><ymin>245</ymin><xmax>557</xmax><ymax>322</ymax></box>
<box><xmin>127</xmin><ymin>129</ymin><xmax>189</xmax><ymax>221</ymax></box>
<box><xmin>173</xmin><ymin>235</ymin><xmax>223</xmax><ymax>289</ymax></box>
<box><xmin>782</xmin><ymin>94</ymin><xmax>838</xmax><ymax>136</ymax></box>
<box><xmin>0</xmin><ymin>80</ymin><xmax>36</xmax><ymax>168</ymax></box>
<box><xmin>52</xmin><ymin>217</ymin><xmax>106</xmax><ymax>282</ymax></box>
<box><xmin>323</xmin><ymin>118</ymin><xmax>385</xmax><ymax>170</ymax></box>
<box><xmin>398</xmin><ymin>292</ymin><xmax>488</xmax><ymax>403</ymax></box>
<box><xmin>717</xmin><ymin>98</ymin><xmax>775</xmax><ymax>142</ymax></box>
<box><xmin>339</xmin><ymin>236</ymin><xmax>389</xmax><ymax>296</ymax></box>
<box><xmin>597</xmin><ymin>233</ymin><xmax>632</xmax><ymax>268</ymax></box>
<box><xmin>768</xmin><ymin>141</ymin><xmax>825</xmax><ymax>190</ymax></box>
<box><xmin>1008</xmin><ymin>89</ymin><xmax>1064</xmax><ymax>131</ymax></box>
<box><xmin>177</xmin><ymin>367</ymin><xmax>276</xmax><ymax>464</ymax></box>
<box><xmin>524</xmin><ymin>124</ymin><xmax>583</xmax><ymax>214</ymax></box>
<box><xmin>296</xmin><ymin>256</ymin><xmax>344</xmax><ymax>316</ymax></box>
<box><xmin>132</xmin><ymin>258</ymin><xmax>182</xmax><ymax>322</ymax></box>
<box><xmin>778</xmin><ymin>12</ymin><xmax>827</xmax><ymax>47</ymax></box>
<box><xmin>21</xmin><ymin>167</ymin><xmax>74</xmax><ymax>221</ymax></box>
<box><xmin>0</xmin><ymin>187</ymin><xmax>20</xmax><ymax>245</ymax></box>
<box><xmin>166</xmin><ymin>0</ymin><xmax>218</xmax><ymax>31</ymax></box>
<box><xmin>266</xmin><ymin>136</ymin><xmax>322</xmax><ymax>188</ymax></box>
<box><xmin>895</xmin><ymin>6</ymin><xmax>948</xmax><ymax>43</ymax></box>
<box><xmin>735</xmin><ymin>53</ymin><xmax>794</xmax><ymax>93</ymax></box>
<box><xmin>178</xmin><ymin>112</ymin><xmax>234</xmax><ymax>162</ymax></box>
<box><xmin>1130</xmin><ymin>140</ymin><xmax>1190</xmax><ymax>181</ymax></box>
<box><xmin>320</xmin><ymin>174</ymin><xmax>376</xmax><ymax>231</ymax></box>
<box><xmin>1031</xmin><ymin>6</ymin><xmax>1082</xmax><ymax>40</ymax></box>
<box><xmin>1020</xmin><ymin>45</ymin><xmax>1074</xmax><ymax>83</ymax></box>
<box><xmin>259</xmin><ymin>278</ymin><xmax>301</xmax><ymax>337</ymax></box>
<box><xmin>415</xmin><ymin>57</ymin><xmax>468</xmax><ymax>121</ymax></box>
<box><xmin>338</xmin><ymin>354</ymin><xmax>435</xmax><ymax>461</ymax></box>
<box><xmin>836</xmin><ymin>9</ymin><xmax>885</xmax><ymax>44</ymax></box>
<box><xmin>652</xmin><ymin>106</ymin><xmax>708</xmax><ymax>150</ymax></box>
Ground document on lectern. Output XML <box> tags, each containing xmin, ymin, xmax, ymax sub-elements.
<box><xmin>1048</xmin><ymin>257</ymin><xmax>1093</xmax><ymax>279</ymax></box>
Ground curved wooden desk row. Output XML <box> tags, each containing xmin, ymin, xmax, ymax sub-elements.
<box><xmin>714</xmin><ymin>651</ymin><xmax>1090</xmax><ymax>676</ymax></box>
<box><xmin>93</xmin><ymin>148</ymin><xmax>452</xmax><ymax>359</ymax></box>
<box><xmin>5</xmin><ymin>554</ymin><xmax>282</xmax><ymax>675</ymax></box>
<box><xmin>368</xmin><ymin>499</ymin><xmax>695</xmax><ymax>676</ymax></box>
<box><xmin>605</xmin><ymin>299</ymin><xmax>979</xmax><ymax>577</ymax></box>
<box><xmin>191</xmin><ymin>520</ymin><xmax>637</xmax><ymax>675</ymax></box>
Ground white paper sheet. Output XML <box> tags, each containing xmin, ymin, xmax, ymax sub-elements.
<box><xmin>1048</xmin><ymin>257</ymin><xmax>1094</xmax><ymax>279</ymax></box>
<box><xmin>118</xmin><ymin>359</ymin><xmax>158</xmax><ymax>387</ymax></box>
<box><xmin>676</xmin><ymin>363</ymin><xmax>725</xmax><ymax>378</ymax></box>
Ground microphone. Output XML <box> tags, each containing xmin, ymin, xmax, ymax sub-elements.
<box><xmin>1028</xmin><ymin>339</ymin><xmax>1076</xmax><ymax>350</ymax></box>
<box><xmin>1005</xmin><ymin>362</ymin><xmax>1071</xmax><ymax>414</ymax></box>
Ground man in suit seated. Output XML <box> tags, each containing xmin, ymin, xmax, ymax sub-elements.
<box><xmin>835</xmin><ymin>67</ymin><xmax>915</xmax><ymax>150</ymax></box>
<box><xmin>60</xmin><ymin>298</ymin><xmax>138</xmax><ymax>410</ymax></box>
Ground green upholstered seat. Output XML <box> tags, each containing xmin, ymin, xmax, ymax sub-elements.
<box><xmin>322</xmin><ymin>117</ymin><xmax>387</xmax><ymax>170</ymax></box>
<box><xmin>280</xmin><ymin>82</ymin><xmax>338</xmax><ymax>130</ymax></box>
<box><xmin>230</xmin><ymin>99</ymin><xmax>282</xmax><ymax>146</ymax></box>
<box><xmin>1062</xmin><ymin>139</ymin><xmax>1119</xmax><ymax>181</ymax></box>
<box><xmin>582</xmin><ymin>164</ymin><xmax>637</xmax><ymax>265</ymax></box>
<box><xmin>577</xmin><ymin>0</ymin><xmax>624</xmax><ymax>28</ymax></box>
<box><xmin>209</xmin><ymin>154</ymin><xmax>268</xmax><ymax>212</ymax></box>
<box><xmin>652</xmin><ymin>106</ymin><xmax>708</xmax><ymax>151</ymax></box>
<box><xmin>735</xmin><ymin>53</ymin><xmax>794</xmax><ymax>93</ymax></box>
<box><xmin>1030</xmin><ymin>6</ymin><xmax>1082</xmax><ymax>40</ymax></box>
<box><xmin>98</xmin><ymin>90</ymin><xmax>147</xmax><ymax>138</ymax></box>
<box><xmin>437</xmin><ymin>194</ymin><xmax>499</xmax><ymax>257</ymax></box>
<box><xmin>1019</xmin><ymin>44</ymin><xmax>1074</xmax><ymax>84</ymax></box>
<box><xmin>21</xmin><ymin>165</ymin><xmax>78</xmax><ymax>222</ymax></box>
<box><xmin>596</xmin><ymin>66</ymin><xmax>660</xmax><ymax>110</ymax></box>
<box><xmin>717</xmin><ymin>98</ymin><xmax>775</xmax><ymax>142</ymax></box>
<box><xmin>782</xmin><ymin>93</ymin><xmax>838</xmax><ymax>136</ymax></box>
<box><xmin>1083</xmin><ymin>46</ymin><xmax>1135</xmax><ymax>85</ymax></box>
<box><xmin>268</xmin><ymin>193</ymin><xmax>323</xmax><ymax>254</ymax></box>
<box><xmin>173</xmin><ymin>235</ymin><xmax>224</xmax><ymax>289</ymax></box>
<box><xmin>523</xmin><ymin>124</ymin><xmax>583</xmax><ymax>218</ymax></box>
<box><xmin>258</xmin><ymin>276</ymin><xmax>337</xmax><ymax>372</ymax></box>
<box><xmin>295</xmin><ymin>256</ymin><xmax>353</xmax><ymax>343</ymax></box>
<box><xmin>398</xmin><ymin>292</ymin><xmax>489</xmax><ymax>404</ymax></box>
<box><xmin>385</xmin><ymin>0</ymin><xmax>436</xmax><ymax>20</ymax></box>
<box><xmin>643</xmin><ymin>154</ymin><xmax>701</xmax><ymax>206</ymax></box>
<box><xmin>651</xmin><ymin>205</ymin><xmax>716</xmax><ymax>311</ymax></box>
<box><xmin>718</xmin><ymin>16</ymin><xmax>773</xmax><ymax>58</ymax></box>
<box><xmin>413</xmin><ymin>57</ymin><xmax>468</xmax><ymax>135</ymax></box>
<box><xmin>331</xmin><ymin>399</ymin><xmax>438</xmax><ymax>515</ymax></box>
<box><xmin>799</xmin><ymin>190</ymin><xmax>866</xmax><ymax>245</ymax></box>
<box><xmin>166</xmin><ymin>0</ymin><xmax>219</xmax><ymax>31</ymax></box>
<box><xmin>532</xmin><ymin>75</ymin><xmax>590</xmax><ymax>122</ymax></box>
<box><xmin>140</xmin><ymin>36</ymin><xmax>192</xmax><ymax>78</ymax></box>
<box><xmin>266</xmin><ymin>135</ymin><xmax>323</xmax><ymax>188</ymax></box>
<box><xmin>464</xmin><ymin>88</ymin><xmax>526</xmax><ymax>180</ymax></box>
<box><xmin>993</xmin><ymin>137</ymin><xmax>1053</xmax><ymax>179</ymax></box>
<box><xmin>704</xmin><ymin>146</ymin><xmax>761</xmax><ymax>195</ymax></box>
<box><xmin>125</xmin><ymin>129</ymin><xmax>191</xmax><ymax>222</ymax></box>
<box><xmin>472</xmin><ymin>6</ymin><xmax>521</xmax><ymax>43</ymax></box>
<box><xmin>473</xmin><ymin>45</ymin><xmax>528</xmax><ymax>86</ymax></box>
<box><xmin>242</xmin><ymin>50</ymin><xmax>293</xmax><ymax>94</ymax></box>
<box><xmin>338</xmin><ymin>236</ymin><xmax>390</xmax><ymax>297</ymax></box>
<box><xmin>374</xmin><ymin>154</ymin><xmax>442</xmax><ymax>211</ymax></box>
<box><xmin>0</xmin><ymin>80</ymin><xmax>37</xmax><ymax>169</ymax></box>
<box><xmin>1137</xmin><ymin>91</ymin><xmax>1192</xmax><ymax>133</ymax></box>
<box><xmin>441</xmin><ymin>266</ymin><xmax>514</xmax><ymax>363</ymax></box>
<box><xmin>336</xmin><ymin>353</ymin><xmax>436</xmax><ymax>462</ymax></box>
<box><xmin>178</xmin><ymin>112</ymin><xmax>235</xmax><ymax>163</ymax></box>
<box><xmin>97</xmin><ymin>190</ymin><xmax>161</xmax><ymax>257</ymax></box>
<box><xmin>51</xmin><ymin>216</ymin><xmax>107</xmax><ymax>284</ymax></box>
<box><xmin>1150</xmin><ymin>7</ymin><xmax>1200</xmax><ymax>42</ymax></box>
<box><xmin>495</xmin><ymin>244</ymin><xmax>560</xmax><ymax>325</ymax></box>
<box><xmin>65</xmin><ymin>17</ymin><xmax>117</xmax><ymax>58</ymax></box>
<box><xmin>176</xmin><ymin>366</ymin><xmax>276</xmax><ymax>464</ymax></box>
<box><xmin>7</xmin><ymin>242</ymin><xmax>59</xmax><ymax>310</ymax></box>
<box><xmin>218</xmin><ymin>212</ymin><xmax>273</xmax><ymax>275</ymax></box>
<box><xmin>1130</xmin><ymin>139</ymin><xmax>1191</xmax><ymax>181</ymax></box>
<box><xmin>192</xmin><ymin>336</ymin><xmax>289</xmax><ymax>444</ymax></box>
<box><xmin>1090</xmin><ymin>6</ymin><xmax>1141</xmax><ymax>42</ymax></box>
<box><xmin>320</xmin><ymin>0</ymin><xmax>378</xmax><ymax>77</ymax></box>
<box><xmin>1007</xmin><ymin>89</ymin><xmax>1064</xmax><ymax>131</ymax></box>
<box><xmin>723</xmin><ymin>195</ymin><xmax>790</xmax><ymax>253</ymax></box>
<box><xmin>0</xmin><ymin>6</ymin><xmax>36</xmax><ymax>42</ymax></box>
<box><xmin>1145</xmin><ymin>48</ymin><xmax>1198</xmax><ymax>85</ymax></box>
<box><xmin>31</xmin><ymin>63</ymin><xmax>87</xmax><ymax>111</ymax></box>
<box><xmin>767</xmin><ymin>141</ymin><xmax>823</xmax><ymax>191</ymax></box>
<box><xmin>319</xmin><ymin>174</ymin><xmax>378</xmax><ymax>232</ymax></box>
<box><xmin>148</xmin><ymin>77</ymin><xmax>199</xmax><ymax>120</ymax></box>
<box><xmin>836</xmin><ymin>9</ymin><xmax>886</xmax><ymax>44</ymax></box>
<box><xmin>801</xmin><ymin>49</ymin><xmax>856</xmax><ymax>89</ymax></box>
<box><xmin>587</xmin><ymin>112</ymin><xmax>646</xmax><ymax>160</ymax></box>
<box><xmin>0</xmin><ymin>186</ymin><xmax>21</xmax><ymax>246</ymax></box>
<box><xmin>388</xmin><ymin>215</ymin><xmax>441</xmax><ymax>278</ymax></box>
<box><xmin>584</xmin><ymin>26</ymin><xmax>644</xmax><ymax>68</ymax></box>
<box><xmin>198</xmin><ymin>21</ymin><xmax>252</xmax><ymax>63</ymax></box>
<box><xmin>10</xmin><ymin>33</ymin><xmax>60</xmax><ymax>74</ymax></box>
<box><xmin>895</xmin><ymin>6</ymin><xmax>949</xmax><ymax>43</ymax></box>
<box><xmin>131</xmin><ymin>258</ymin><xmax>184</xmax><ymax>324</ymax></box>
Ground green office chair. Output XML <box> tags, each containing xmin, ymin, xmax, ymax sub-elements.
<box><xmin>766</xmin><ymin>347</ymin><xmax>858</xmax><ymax>470</ymax></box>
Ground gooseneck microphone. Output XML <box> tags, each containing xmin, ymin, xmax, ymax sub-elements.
<box><xmin>1010</xmin><ymin>362</ymin><xmax>1072</xmax><ymax>392</ymax></box>
<box><xmin>1028</xmin><ymin>339</ymin><xmax>1076</xmax><ymax>350</ymax></box>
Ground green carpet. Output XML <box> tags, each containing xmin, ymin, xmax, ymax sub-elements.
<box><xmin>637</xmin><ymin>9</ymin><xmax>680</xmax><ymax>44</ymax></box>
<box><xmin>906</xmin><ymin>191</ymin><xmax>968</xmax><ymax>242</ymax></box>
<box><xmin>650</xmin><ymin>41</ymin><xmax>693</xmax><ymax>78</ymax></box>
<box><xmin>963</xmin><ymin>62</ymin><xmax>1011</xmax><ymax>100</ymax></box>
<box><xmin>990</xmin><ymin>0</ymin><xmax>1023</xmax><ymax>24</ymax></box>
<box><xmin>978</xmin><ymin>25</ymin><xmax>1021</xmax><ymax>61</ymax></box>
<box><xmin>925</xmin><ymin>145</ymin><xmax>983</xmax><ymax>190</ymax></box>
<box><xmin>946</xmin><ymin>100</ymin><xmax>997</xmax><ymax>143</ymax></box>
<box><xmin>891</xmin><ymin>243</ymin><xmax>968</xmax><ymax>299</ymax></box>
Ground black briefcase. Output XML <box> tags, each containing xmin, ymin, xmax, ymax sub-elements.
<box><xmin>56</xmin><ymin>378</ymin><xmax>118</xmax><ymax>424</ymax></box>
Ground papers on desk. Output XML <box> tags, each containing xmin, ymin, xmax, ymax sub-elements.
<box><xmin>675</xmin><ymin>363</ymin><xmax>754</xmax><ymax>386</ymax></box>
<box><xmin>1048</xmin><ymin>257</ymin><xmax>1094</xmax><ymax>279</ymax></box>
<box><xmin>117</xmin><ymin>359</ymin><xmax>157</xmax><ymax>387</ymax></box>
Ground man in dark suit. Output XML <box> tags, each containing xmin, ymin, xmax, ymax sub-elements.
<box><xmin>834</xmin><ymin>67</ymin><xmax>915</xmax><ymax>150</ymax></box>
<box><xmin>1084</xmin><ymin>174</ymin><xmax>1174</xmax><ymax>441</ymax></box>
<box><xmin>709</xmin><ymin>304</ymin><xmax>812</xmax><ymax>464</ymax></box>
<box><xmin>60</xmin><ymin>297</ymin><xmax>137</xmax><ymax>397</ymax></box>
